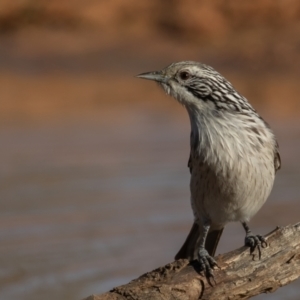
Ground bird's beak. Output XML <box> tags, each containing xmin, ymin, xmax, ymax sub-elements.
<box><xmin>136</xmin><ymin>71</ymin><xmax>168</xmax><ymax>83</ymax></box>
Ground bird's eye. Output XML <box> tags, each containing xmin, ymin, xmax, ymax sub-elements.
<box><xmin>179</xmin><ymin>71</ymin><xmax>190</xmax><ymax>81</ymax></box>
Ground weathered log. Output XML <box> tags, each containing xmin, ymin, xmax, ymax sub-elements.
<box><xmin>83</xmin><ymin>222</ymin><xmax>300</xmax><ymax>300</ymax></box>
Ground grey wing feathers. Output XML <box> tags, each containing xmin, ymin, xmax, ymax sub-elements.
<box><xmin>274</xmin><ymin>140</ymin><xmax>281</xmax><ymax>172</ymax></box>
<box><xmin>262</xmin><ymin>118</ymin><xmax>281</xmax><ymax>172</ymax></box>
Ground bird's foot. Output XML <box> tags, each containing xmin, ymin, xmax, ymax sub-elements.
<box><xmin>245</xmin><ymin>234</ymin><xmax>267</xmax><ymax>259</ymax></box>
<box><xmin>198</xmin><ymin>249</ymin><xmax>219</xmax><ymax>280</ymax></box>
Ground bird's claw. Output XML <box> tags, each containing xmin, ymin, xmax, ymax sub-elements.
<box><xmin>198</xmin><ymin>249</ymin><xmax>219</xmax><ymax>280</ymax></box>
<box><xmin>245</xmin><ymin>234</ymin><xmax>267</xmax><ymax>259</ymax></box>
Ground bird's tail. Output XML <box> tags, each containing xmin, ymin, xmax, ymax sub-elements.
<box><xmin>175</xmin><ymin>222</ymin><xmax>224</xmax><ymax>260</ymax></box>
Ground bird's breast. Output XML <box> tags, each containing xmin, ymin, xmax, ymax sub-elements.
<box><xmin>189</xmin><ymin>114</ymin><xmax>276</xmax><ymax>225</ymax></box>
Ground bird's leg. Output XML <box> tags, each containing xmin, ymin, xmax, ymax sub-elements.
<box><xmin>197</xmin><ymin>221</ymin><xmax>219</xmax><ymax>279</ymax></box>
<box><xmin>242</xmin><ymin>222</ymin><xmax>267</xmax><ymax>259</ymax></box>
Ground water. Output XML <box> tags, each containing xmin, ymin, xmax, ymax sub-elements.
<box><xmin>0</xmin><ymin>106</ymin><xmax>299</xmax><ymax>300</ymax></box>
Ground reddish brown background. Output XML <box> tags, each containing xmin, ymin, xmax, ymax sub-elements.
<box><xmin>0</xmin><ymin>0</ymin><xmax>300</xmax><ymax>122</ymax></box>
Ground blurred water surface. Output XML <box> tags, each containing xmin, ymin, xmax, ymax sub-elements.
<box><xmin>0</xmin><ymin>105</ymin><xmax>299</xmax><ymax>300</ymax></box>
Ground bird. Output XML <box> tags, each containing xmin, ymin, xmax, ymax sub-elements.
<box><xmin>137</xmin><ymin>61</ymin><xmax>281</xmax><ymax>278</ymax></box>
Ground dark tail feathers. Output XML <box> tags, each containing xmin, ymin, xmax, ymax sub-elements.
<box><xmin>175</xmin><ymin>222</ymin><xmax>224</xmax><ymax>260</ymax></box>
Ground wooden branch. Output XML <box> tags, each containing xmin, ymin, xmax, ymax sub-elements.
<box><xmin>83</xmin><ymin>223</ymin><xmax>300</xmax><ymax>300</ymax></box>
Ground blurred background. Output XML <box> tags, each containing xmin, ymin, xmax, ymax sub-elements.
<box><xmin>0</xmin><ymin>1</ymin><xmax>300</xmax><ymax>299</ymax></box>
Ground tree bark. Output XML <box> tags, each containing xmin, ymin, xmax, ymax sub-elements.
<box><xmin>83</xmin><ymin>222</ymin><xmax>300</xmax><ymax>300</ymax></box>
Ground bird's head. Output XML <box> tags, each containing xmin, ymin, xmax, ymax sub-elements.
<box><xmin>137</xmin><ymin>61</ymin><xmax>254</xmax><ymax>115</ymax></box>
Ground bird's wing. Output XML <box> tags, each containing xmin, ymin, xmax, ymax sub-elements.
<box><xmin>274</xmin><ymin>139</ymin><xmax>281</xmax><ymax>172</ymax></box>
<box><xmin>261</xmin><ymin>118</ymin><xmax>281</xmax><ymax>172</ymax></box>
